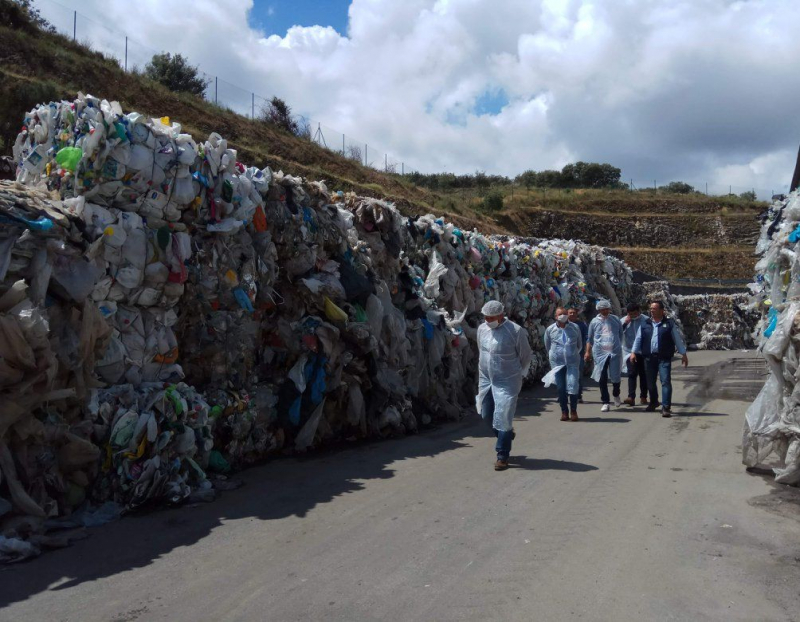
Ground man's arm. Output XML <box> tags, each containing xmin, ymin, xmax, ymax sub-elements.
<box><xmin>518</xmin><ymin>329</ymin><xmax>533</xmax><ymax>376</ymax></box>
<box><xmin>544</xmin><ymin>326</ymin><xmax>551</xmax><ymax>353</ymax></box>
<box><xmin>631</xmin><ymin>326</ymin><xmax>642</xmax><ymax>360</ymax></box>
<box><xmin>672</xmin><ymin>322</ymin><xmax>689</xmax><ymax>366</ymax></box>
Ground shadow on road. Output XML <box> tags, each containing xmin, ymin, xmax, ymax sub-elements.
<box><xmin>509</xmin><ymin>456</ymin><xmax>599</xmax><ymax>472</ymax></box>
<box><xmin>0</xmin><ymin>388</ymin><xmax>554</xmax><ymax>608</ymax></box>
<box><xmin>574</xmin><ymin>417</ymin><xmax>631</xmax><ymax>423</ymax></box>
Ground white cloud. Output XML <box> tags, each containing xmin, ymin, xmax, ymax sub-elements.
<box><xmin>39</xmin><ymin>0</ymin><xmax>800</xmax><ymax>194</ymax></box>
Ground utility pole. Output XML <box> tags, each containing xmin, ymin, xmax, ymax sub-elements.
<box><xmin>73</xmin><ymin>11</ymin><xmax>76</xmax><ymax>40</ymax></box>
<box><xmin>215</xmin><ymin>77</ymin><xmax>218</xmax><ymax>104</ymax></box>
<box><xmin>125</xmin><ymin>37</ymin><xmax>128</xmax><ymax>71</ymax></box>
<box><xmin>251</xmin><ymin>93</ymin><xmax>255</xmax><ymax>120</ymax></box>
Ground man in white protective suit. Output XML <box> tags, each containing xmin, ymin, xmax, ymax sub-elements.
<box><xmin>585</xmin><ymin>299</ymin><xmax>624</xmax><ymax>413</ymax></box>
<box><xmin>476</xmin><ymin>300</ymin><xmax>533</xmax><ymax>471</ymax></box>
<box><xmin>544</xmin><ymin>306</ymin><xmax>583</xmax><ymax>422</ymax></box>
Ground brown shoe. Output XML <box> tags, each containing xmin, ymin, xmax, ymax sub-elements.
<box><xmin>560</xmin><ymin>412</ymin><xmax>569</xmax><ymax>421</ymax></box>
<box><xmin>623</xmin><ymin>397</ymin><xmax>635</xmax><ymax>406</ymax></box>
<box><xmin>640</xmin><ymin>397</ymin><xmax>648</xmax><ymax>405</ymax></box>
<box><xmin>494</xmin><ymin>460</ymin><xmax>509</xmax><ymax>471</ymax></box>
<box><xmin>570</xmin><ymin>411</ymin><xmax>579</xmax><ymax>421</ymax></box>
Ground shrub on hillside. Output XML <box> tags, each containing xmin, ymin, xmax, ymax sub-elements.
<box><xmin>144</xmin><ymin>53</ymin><xmax>209</xmax><ymax>98</ymax></box>
<box><xmin>483</xmin><ymin>190</ymin><xmax>504</xmax><ymax>212</ymax></box>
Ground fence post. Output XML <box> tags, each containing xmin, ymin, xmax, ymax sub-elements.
<box><xmin>73</xmin><ymin>11</ymin><xmax>76</xmax><ymax>41</ymax></box>
<box><xmin>125</xmin><ymin>37</ymin><xmax>127</xmax><ymax>71</ymax></box>
<box><xmin>215</xmin><ymin>77</ymin><xmax>218</xmax><ymax>104</ymax></box>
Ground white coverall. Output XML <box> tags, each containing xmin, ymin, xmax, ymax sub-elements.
<box><xmin>476</xmin><ymin>319</ymin><xmax>533</xmax><ymax>432</ymax></box>
<box><xmin>587</xmin><ymin>314</ymin><xmax>623</xmax><ymax>383</ymax></box>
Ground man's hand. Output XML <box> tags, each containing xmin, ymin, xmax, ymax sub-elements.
<box><xmin>681</xmin><ymin>354</ymin><xmax>689</xmax><ymax>367</ymax></box>
<box><xmin>584</xmin><ymin>352</ymin><xmax>591</xmax><ymax>362</ymax></box>
<box><xmin>629</xmin><ymin>353</ymin><xmax>637</xmax><ymax>363</ymax></box>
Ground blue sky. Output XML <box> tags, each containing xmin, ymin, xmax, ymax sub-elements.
<box><xmin>249</xmin><ymin>0</ymin><xmax>350</xmax><ymax>36</ymax></box>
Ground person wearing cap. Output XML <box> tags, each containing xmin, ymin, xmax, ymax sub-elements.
<box><xmin>630</xmin><ymin>300</ymin><xmax>688</xmax><ymax>417</ymax></box>
<box><xmin>545</xmin><ymin>306</ymin><xmax>583</xmax><ymax>421</ymax></box>
<box><xmin>585</xmin><ymin>299</ymin><xmax>624</xmax><ymax>412</ymax></box>
<box><xmin>476</xmin><ymin>300</ymin><xmax>533</xmax><ymax>471</ymax></box>
<box><xmin>620</xmin><ymin>302</ymin><xmax>649</xmax><ymax>406</ymax></box>
<box><xmin>567</xmin><ymin>307</ymin><xmax>589</xmax><ymax>403</ymax></box>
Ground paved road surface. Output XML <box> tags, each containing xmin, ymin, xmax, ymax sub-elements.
<box><xmin>3</xmin><ymin>351</ymin><xmax>800</xmax><ymax>622</ymax></box>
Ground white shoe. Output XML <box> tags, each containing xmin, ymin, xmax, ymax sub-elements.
<box><xmin>614</xmin><ymin>396</ymin><xmax>622</xmax><ymax>408</ymax></box>
<box><xmin>601</xmin><ymin>404</ymin><xmax>610</xmax><ymax>412</ymax></box>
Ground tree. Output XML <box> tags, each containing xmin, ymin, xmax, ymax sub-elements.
<box><xmin>345</xmin><ymin>144</ymin><xmax>363</xmax><ymax>163</ymax></box>
<box><xmin>739</xmin><ymin>190</ymin><xmax>757</xmax><ymax>201</ymax></box>
<box><xmin>483</xmin><ymin>190</ymin><xmax>504</xmax><ymax>212</ymax></box>
<box><xmin>9</xmin><ymin>0</ymin><xmax>56</xmax><ymax>33</ymax></box>
<box><xmin>259</xmin><ymin>96</ymin><xmax>301</xmax><ymax>135</ymax></box>
<box><xmin>144</xmin><ymin>53</ymin><xmax>208</xmax><ymax>97</ymax></box>
<box><xmin>662</xmin><ymin>181</ymin><xmax>695</xmax><ymax>194</ymax></box>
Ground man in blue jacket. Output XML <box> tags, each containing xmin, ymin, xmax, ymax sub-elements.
<box><xmin>630</xmin><ymin>301</ymin><xmax>689</xmax><ymax>418</ymax></box>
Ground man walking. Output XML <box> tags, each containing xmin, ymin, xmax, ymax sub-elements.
<box><xmin>620</xmin><ymin>302</ymin><xmax>648</xmax><ymax>406</ymax></box>
<box><xmin>630</xmin><ymin>301</ymin><xmax>689</xmax><ymax>418</ymax></box>
<box><xmin>545</xmin><ymin>307</ymin><xmax>583</xmax><ymax>421</ymax></box>
<box><xmin>476</xmin><ymin>300</ymin><xmax>533</xmax><ymax>471</ymax></box>
<box><xmin>586</xmin><ymin>300</ymin><xmax>623</xmax><ymax>412</ymax></box>
<box><xmin>567</xmin><ymin>307</ymin><xmax>589</xmax><ymax>403</ymax></box>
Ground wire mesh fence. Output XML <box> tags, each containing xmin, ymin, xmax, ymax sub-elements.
<box><xmin>26</xmin><ymin>0</ymin><xmax>788</xmax><ymax>195</ymax></box>
<box><xmin>33</xmin><ymin>0</ymin><xmax>416</xmax><ymax>175</ymax></box>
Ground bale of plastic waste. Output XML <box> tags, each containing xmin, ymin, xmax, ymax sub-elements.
<box><xmin>3</xmin><ymin>94</ymin><xmax>638</xmax><ymax>557</ymax></box>
<box><xmin>674</xmin><ymin>293</ymin><xmax>757</xmax><ymax>350</ymax></box>
<box><xmin>742</xmin><ymin>191</ymin><xmax>800</xmax><ymax>484</ymax></box>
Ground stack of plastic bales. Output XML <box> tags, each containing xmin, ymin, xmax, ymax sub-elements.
<box><xmin>2</xmin><ymin>94</ymin><xmax>635</xmax><ymax>558</ymax></box>
<box><xmin>741</xmin><ymin>191</ymin><xmax>800</xmax><ymax>484</ymax></box>
<box><xmin>674</xmin><ymin>293</ymin><xmax>757</xmax><ymax>350</ymax></box>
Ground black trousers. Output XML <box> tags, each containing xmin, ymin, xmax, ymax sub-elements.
<box><xmin>626</xmin><ymin>356</ymin><xmax>648</xmax><ymax>399</ymax></box>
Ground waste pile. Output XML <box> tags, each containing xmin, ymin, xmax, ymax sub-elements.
<box><xmin>674</xmin><ymin>293</ymin><xmax>756</xmax><ymax>350</ymax></box>
<box><xmin>742</xmin><ymin>190</ymin><xmax>800</xmax><ymax>484</ymax></box>
<box><xmin>1</xmin><ymin>94</ymin><xmax>633</xmax><ymax>559</ymax></box>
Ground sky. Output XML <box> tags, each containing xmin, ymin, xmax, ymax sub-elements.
<box><xmin>37</xmin><ymin>0</ymin><xmax>800</xmax><ymax>196</ymax></box>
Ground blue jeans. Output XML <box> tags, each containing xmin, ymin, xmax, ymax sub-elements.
<box><xmin>481</xmin><ymin>389</ymin><xmax>513</xmax><ymax>461</ymax></box>
<box><xmin>599</xmin><ymin>357</ymin><xmax>621</xmax><ymax>404</ymax></box>
<box><xmin>644</xmin><ymin>356</ymin><xmax>672</xmax><ymax>408</ymax></box>
<box><xmin>555</xmin><ymin>367</ymin><xmax>578</xmax><ymax>413</ymax></box>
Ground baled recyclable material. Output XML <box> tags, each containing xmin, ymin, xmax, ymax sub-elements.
<box><xmin>2</xmin><ymin>94</ymin><xmax>636</xmax><ymax>557</ymax></box>
<box><xmin>743</xmin><ymin>191</ymin><xmax>800</xmax><ymax>484</ymax></box>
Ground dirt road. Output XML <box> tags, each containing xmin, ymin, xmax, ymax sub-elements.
<box><xmin>2</xmin><ymin>351</ymin><xmax>800</xmax><ymax>621</ymax></box>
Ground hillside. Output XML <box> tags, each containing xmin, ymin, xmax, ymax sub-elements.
<box><xmin>0</xmin><ymin>3</ymin><xmax>765</xmax><ymax>280</ymax></box>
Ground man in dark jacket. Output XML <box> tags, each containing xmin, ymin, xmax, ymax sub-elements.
<box><xmin>630</xmin><ymin>301</ymin><xmax>688</xmax><ymax>418</ymax></box>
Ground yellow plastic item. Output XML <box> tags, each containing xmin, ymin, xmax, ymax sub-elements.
<box><xmin>161</xmin><ymin>116</ymin><xmax>170</xmax><ymax>125</ymax></box>
<box><xmin>224</xmin><ymin>269</ymin><xmax>239</xmax><ymax>287</ymax></box>
<box><xmin>324</xmin><ymin>296</ymin><xmax>349</xmax><ymax>322</ymax></box>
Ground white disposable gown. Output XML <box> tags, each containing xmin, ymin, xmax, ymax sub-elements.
<box><xmin>620</xmin><ymin>314</ymin><xmax>646</xmax><ymax>376</ymax></box>
<box><xmin>542</xmin><ymin>322</ymin><xmax>582</xmax><ymax>395</ymax></box>
<box><xmin>588</xmin><ymin>314</ymin><xmax>623</xmax><ymax>383</ymax></box>
<box><xmin>476</xmin><ymin>320</ymin><xmax>532</xmax><ymax>432</ymax></box>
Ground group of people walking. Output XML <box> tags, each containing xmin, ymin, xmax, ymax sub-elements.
<box><xmin>477</xmin><ymin>299</ymin><xmax>688</xmax><ymax>471</ymax></box>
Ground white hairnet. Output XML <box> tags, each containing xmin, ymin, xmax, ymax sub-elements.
<box><xmin>481</xmin><ymin>300</ymin><xmax>504</xmax><ymax>316</ymax></box>
<box><xmin>596</xmin><ymin>299</ymin><xmax>611</xmax><ymax>310</ymax></box>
